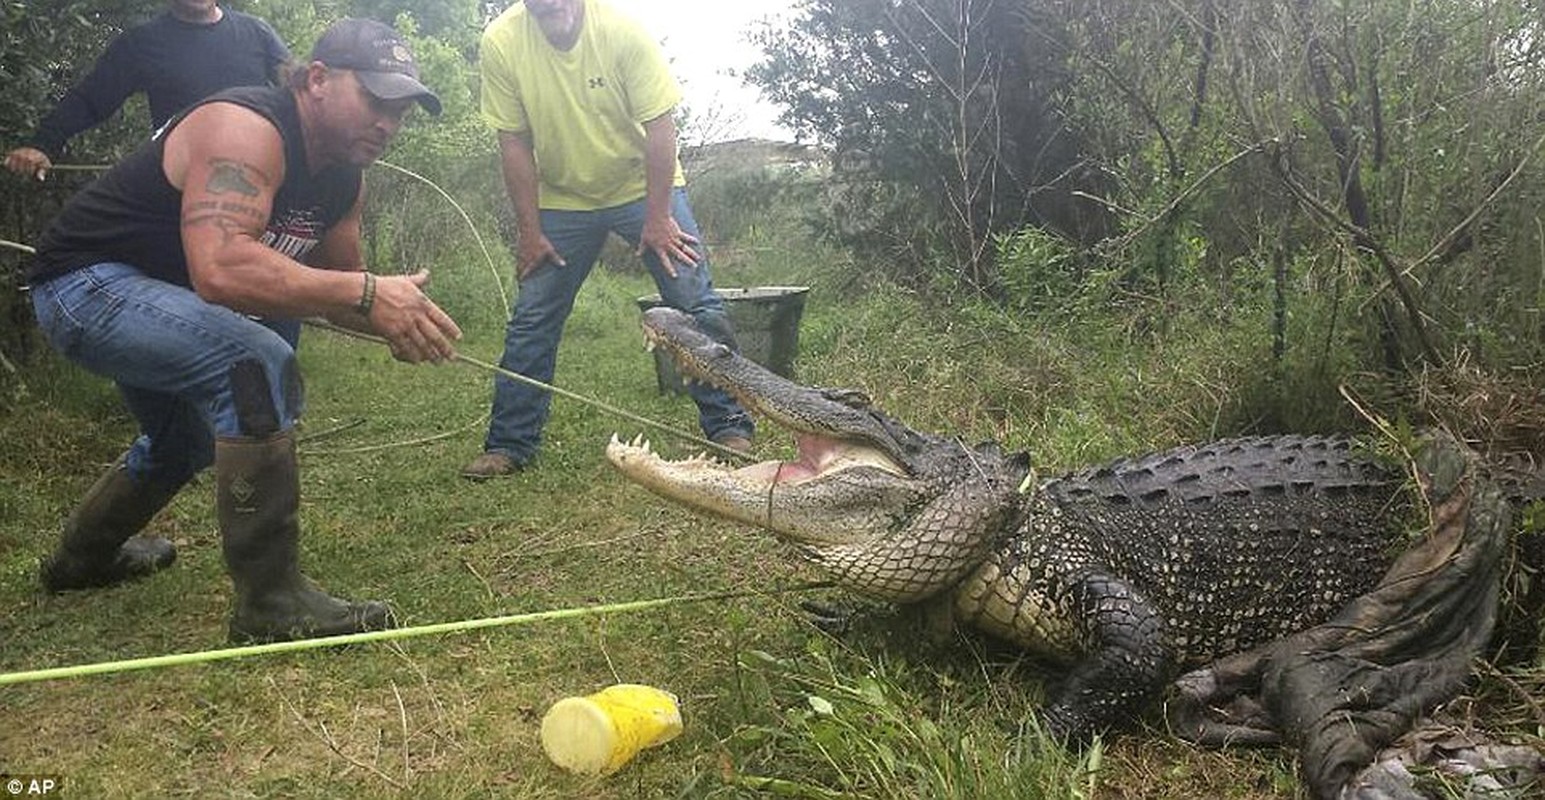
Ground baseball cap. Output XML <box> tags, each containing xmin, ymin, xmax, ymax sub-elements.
<box><xmin>310</xmin><ymin>18</ymin><xmax>443</xmax><ymax>116</ymax></box>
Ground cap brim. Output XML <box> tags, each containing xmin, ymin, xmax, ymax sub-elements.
<box><xmin>356</xmin><ymin>70</ymin><xmax>443</xmax><ymax>117</ymax></box>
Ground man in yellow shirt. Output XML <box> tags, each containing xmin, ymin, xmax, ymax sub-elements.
<box><xmin>464</xmin><ymin>0</ymin><xmax>754</xmax><ymax>478</ymax></box>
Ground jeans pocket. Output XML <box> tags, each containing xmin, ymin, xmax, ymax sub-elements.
<box><xmin>30</xmin><ymin>285</ymin><xmax>82</xmax><ymax>358</ymax></box>
<box><xmin>33</xmin><ymin>270</ymin><xmax>128</xmax><ymax>363</ymax></box>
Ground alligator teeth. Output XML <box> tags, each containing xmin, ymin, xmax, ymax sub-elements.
<box><xmin>614</xmin><ymin>433</ymin><xmax>651</xmax><ymax>453</ymax></box>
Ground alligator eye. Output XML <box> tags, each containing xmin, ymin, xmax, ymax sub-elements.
<box><xmin>821</xmin><ymin>388</ymin><xmax>873</xmax><ymax>408</ymax></box>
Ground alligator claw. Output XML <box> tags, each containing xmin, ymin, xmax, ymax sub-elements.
<box><xmin>799</xmin><ymin>599</ymin><xmax>857</xmax><ymax>635</ymax></box>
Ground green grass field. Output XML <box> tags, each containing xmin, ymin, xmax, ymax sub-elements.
<box><xmin>0</xmin><ymin>228</ymin><xmax>1531</xmax><ymax>798</ymax></box>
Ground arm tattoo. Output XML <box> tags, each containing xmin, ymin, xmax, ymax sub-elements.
<box><xmin>206</xmin><ymin>159</ymin><xmax>263</xmax><ymax>196</ymax></box>
<box><xmin>187</xmin><ymin>198</ymin><xmax>265</xmax><ymax>223</ymax></box>
<box><xmin>182</xmin><ymin>212</ymin><xmax>247</xmax><ymax>245</ymax></box>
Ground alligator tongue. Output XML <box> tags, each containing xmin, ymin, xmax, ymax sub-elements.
<box><xmin>731</xmin><ymin>432</ymin><xmax>902</xmax><ymax>485</ymax></box>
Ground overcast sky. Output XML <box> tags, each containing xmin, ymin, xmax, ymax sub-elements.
<box><xmin>607</xmin><ymin>0</ymin><xmax>797</xmax><ymax>142</ymax></box>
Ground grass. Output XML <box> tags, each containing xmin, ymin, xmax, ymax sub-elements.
<box><xmin>0</xmin><ymin>256</ymin><xmax>818</xmax><ymax>798</ymax></box>
<box><xmin>1</xmin><ymin>212</ymin><xmax>1538</xmax><ymax>798</ymax></box>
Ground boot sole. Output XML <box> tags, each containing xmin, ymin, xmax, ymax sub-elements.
<box><xmin>40</xmin><ymin>538</ymin><xmax>177</xmax><ymax>593</ymax></box>
<box><xmin>229</xmin><ymin>604</ymin><xmax>396</xmax><ymax>644</ymax></box>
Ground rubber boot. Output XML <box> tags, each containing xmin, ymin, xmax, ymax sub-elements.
<box><xmin>40</xmin><ymin>454</ymin><xmax>179</xmax><ymax>593</ymax></box>
<box><xmin>217</xmin><ymin>431</ymin><xmax>393</xmax><ymax>643</ymax></box>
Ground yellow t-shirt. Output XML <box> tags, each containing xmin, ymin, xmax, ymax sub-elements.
<box><xmin>480</xmin><ymin>0</ymin><xmax>686</xmax><ymax>211</ymax></box>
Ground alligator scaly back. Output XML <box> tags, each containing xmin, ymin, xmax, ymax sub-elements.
<box><xmin>950</xmin><ymin>434</ymin><xmax>1413</xmax><ymax>740</ymax></box>
<box><xmin>960</xmin><ymin>435</ymin><xmax>1406</xmax><ymax>663</ymax></box>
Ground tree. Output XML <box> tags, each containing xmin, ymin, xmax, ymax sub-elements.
<box><xmin>748</xmin><ymin>0</ymin><xmax>1107</xmax><ymax>294</ymax></box>
<box><xmin>749</xmin><ymin>0</ymin><xmax>1545</xmax><ymax>371</ymax></box>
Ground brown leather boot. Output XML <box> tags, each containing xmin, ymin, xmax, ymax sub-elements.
<box><xmin>40</xmin><ymin>454</ymin><xmax>178</xmax><ymax>593</ymax></box>
<box><xmin>217</xmin><ymin>431</ymin><xmax>393</xmax><ymax>644</ymax></box>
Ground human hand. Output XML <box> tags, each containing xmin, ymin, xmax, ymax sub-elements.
<box><xmin>516</xmin><ymin>230</ymin><xmax>565</xmax><ymax>281</ymax></box>
<box><xmin>365</xmin><ymin>270</ymin><xmax>462</xmax><ymax>363</ymax></box>
<box><xmin>638</xmin><ymin>214</ymin><xmax>699</xmax><ymax>279</ymax></box>
<box><xmin>4</xmin><ymin>147</ymin><xmax>51</xmax><ymax>181</ymax></box>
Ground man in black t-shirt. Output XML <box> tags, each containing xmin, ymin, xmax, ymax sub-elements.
<box><xmin>5</xmin><ymin>0</ymin><xmax>289</xmax><ymax>180</ymax></box>
<box><xmin>27</xmin><ymin>18</ymin><xmax>458</xmax><ymax>644</ymax></box>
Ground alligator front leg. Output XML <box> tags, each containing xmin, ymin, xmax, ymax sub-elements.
<box><xmin>1041</xmin><ymin>572</ymin><xmax>1176</xmax><ymax>743</ymax></box>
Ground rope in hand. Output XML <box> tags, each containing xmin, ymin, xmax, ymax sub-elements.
<box><xmin>304</xmin><ymin>319</ymin><xmax>755</xmax><ymax>463</ymax></box>
<box><xmin>0</xmin><ymin>237</ymin><xmax>754</xmax><ymax>463</ymax></box>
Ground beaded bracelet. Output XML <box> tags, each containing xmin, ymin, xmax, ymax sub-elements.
<box><xmin>356</xmin><ymin>271</ymin><xmax>377</xmax><ymax>317</ymax></box>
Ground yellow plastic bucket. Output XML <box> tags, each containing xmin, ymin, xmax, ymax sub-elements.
<box><xmin>540</xmin><ymin>684</ymin><xmax>684</xmax><ymax>776</ymax></box>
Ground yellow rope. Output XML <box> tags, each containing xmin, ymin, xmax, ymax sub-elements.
<box><xmin>0</xmin><ymin>583</ymin><xmax>831</xmax><ymax>687</ymax></box>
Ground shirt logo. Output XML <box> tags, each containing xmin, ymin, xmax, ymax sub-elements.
<box><xmin>588</xmin><ymin>76</ymin><xmax>606</xmax><ymax>89</ymax></box>
<box><xmin>261</xmin><ymin>207</ymin><xmax>324</xmax><ymax>261</ymax></box>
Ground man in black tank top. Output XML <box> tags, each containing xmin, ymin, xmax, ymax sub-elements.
<box><xmin>26</xmin><ymin>18</ymin><xmax>457</xmax><ymax>644</ymax></box>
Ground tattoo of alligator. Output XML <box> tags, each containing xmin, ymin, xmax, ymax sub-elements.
<box><xmin>607</xmin><ymin>307</ymin><xmax>1545</xmax><ymax>798</ymax></box>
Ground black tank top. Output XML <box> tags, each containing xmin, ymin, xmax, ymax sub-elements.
<box><xmin>28</xmin><ymin>86</ymin><xmax>362</xmax><ymax>287</ymax></box>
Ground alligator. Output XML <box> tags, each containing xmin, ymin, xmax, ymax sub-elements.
<box><xmin>606</xmin><ymin>307</ymin><xmax>1545</xmax><ymax>799</ymax></box>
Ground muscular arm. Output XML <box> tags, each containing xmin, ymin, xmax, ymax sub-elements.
<box><xmin>302</xmin><ymin>183</ymin><xmax>442</xmax><ymax>342</ymax></box>
<box><xmin>165</xmin><ymin>102</ymin><xmax>460</xmax><ymax>361</ymax></box>
<box><xmin>168</xmin><ymin>103</ymin><xmax>361</xmax><ymax>318</ymax></box>
<box><xmin>7</xmin><ymin>37</ymin><xmax>141</xmax><ymax>178</ymax></box>
<box><xmin>637</xmin><ymin>111</ymin><xmax>697</xmax><ymax>276</ymax></box>
<box><xmin>27</xmin><ymin>36</ymin><xmax>142</xmax><ymax>158</ymax></box>
<box><xmin>497</xmin><ymin>129</ymin><xmax>564</xmax><ymax>280</ymax></box>
<box><xmin>300</xmin><ymin>185</ymin><xmax>376</xmax><ymax>333</ymax></box>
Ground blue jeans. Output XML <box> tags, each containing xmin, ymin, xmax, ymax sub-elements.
<box><xmin>30</xmin><ymin>262</ymin><xmax>303</xmax><ymax>488</ymax></box>
<box><xmin>484</xmin><ymin>188</ymin><xmax>753</xmax><ymax>463</ymax></box>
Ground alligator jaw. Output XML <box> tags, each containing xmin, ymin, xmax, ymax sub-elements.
<box><xmin>606</xmin><ymin>308</ymin><xmax>962</xmax><ymax>546</ymax></box>
<box><xmin>637</xmin><ymin>307</ymin><xmax>911</xmax><ymax>465</ymax></box>
<box><xmin>606</xmin><ymin>431</ymin><xmax>905</xmax><ymax>488</ymax></box>
<box><xmin>606</xmin><ymin>433</ymin><xmax>925</xmax><ymax>546</ymax></box>
<box><xmin>610</xmin><ymin>308</ymin><xmax>1035</xmax><ymax>604</ymax></box>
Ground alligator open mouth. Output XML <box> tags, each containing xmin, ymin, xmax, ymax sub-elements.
<box><xmin>606</xmin><ymin>306</ymin><xmax>912</xmax><ymax>486</ymax></box>
<box><xmin>605</xmin><ymin>308</ymin><xmax>926</xmax><ymax>544</ymax></box>
<box><xmin>607</xmin><ymin>430</ymin><xmax>905</xmax><ymax>487</ymax></box>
